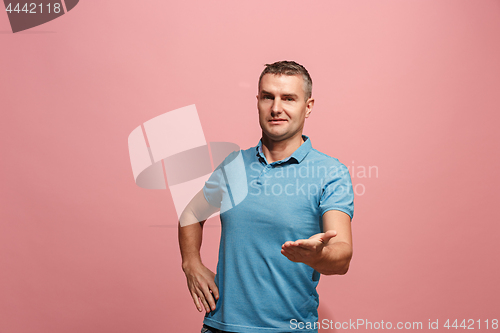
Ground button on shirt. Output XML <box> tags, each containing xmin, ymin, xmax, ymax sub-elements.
<box><xmin>203</xmin><ymin>136</ymin><xmax>354</xmax><ymax>333</ymax></box>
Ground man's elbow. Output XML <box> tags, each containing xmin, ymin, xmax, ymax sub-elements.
<box><xmin>335</xmin><ymin>261</ymin><xmax>351</xmax><ymax>275</ymax></box>
<box><xmin>323</xmin><ymin>248</ymin><xmax>353</xmax><ymax>275</ymax></box>
<box><xmin>322</xmin><ymin>260</ymin><xmax>351</xmax><ymax>276</ymax></box>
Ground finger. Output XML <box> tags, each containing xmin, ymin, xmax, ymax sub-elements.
<box><xmin>200</xmin><ymin>285</ymin><xmax>217</xmax><ymax>312</ymax></box>
<box><xmin>283</xmin><ymin>240</ymin><xmax>300</xmax><ymax>248</ymax></box>
<box><xmin>209</xmin><ymin>282</ymin><xmax>220</xmax><ymax>301</ymax></box>
<box><xmin>295</xmin><ymin>240</ymin><xmax>316</xmax><ymax>249</ymax></box>
<box><xmin>190</xmin><ymin>291</ymin><xmax>202</xmax><ymax>312</ymax></box>
<box><xmin>308</xmin><ymin>232</ymin><xmax>325</xmax><ymax>241</ymax></box>
<box><xmin>281</xmin><ymin>248</ymin><xmax>296</xmax><ymax>261</ymax></box>
<box><xmin>198</xmin><ymin>291</ymin><xmax>212</xmax><ymax>313</ymax></box>
<box><xmin>321</xmin><ymin>230</ymin><xmax>337</xmax><ymax>244</ymax></box>
<box><xmin>284</xmin><ymin>243</ymin><xmax>308</xmax><ymax>254</ymax></box>
<box><xmin>205</xmin><ymin>289</ymin><xmax>217</xmax><ymax>311</ymax></box>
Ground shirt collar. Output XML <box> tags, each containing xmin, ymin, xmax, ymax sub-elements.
<box><xmin>256</xmin><ymin>135</ymin><xmax>312</xmax><ymax>165</ymax></box>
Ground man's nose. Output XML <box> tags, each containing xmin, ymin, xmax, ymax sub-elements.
<box><xmin>271</xmin><ymin>98</ymin><xmax>282</xmax><ymax>114</ymax></box>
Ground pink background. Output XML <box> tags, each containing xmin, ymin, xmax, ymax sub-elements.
<box><xmin>1</xmin><ymin>1</ymin><xmax>499</xmax><ymax>332</ymax></box>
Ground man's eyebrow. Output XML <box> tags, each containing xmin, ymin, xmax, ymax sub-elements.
<box><xmin>260</xmin><ymin>91</ymin><xmax>299</xmax><ymax>99</ymax></box>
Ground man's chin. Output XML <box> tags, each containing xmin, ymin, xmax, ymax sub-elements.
<box><xmin>262</xmin><ymin>132</ymin><xmax>292</xmax><ymax>142</ymax></box>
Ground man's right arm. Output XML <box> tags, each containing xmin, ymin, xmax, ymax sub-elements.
<box><xmin>178</xmin><ymin>189</ymin><xmax>220</xmax><ymax>313</ymax></box>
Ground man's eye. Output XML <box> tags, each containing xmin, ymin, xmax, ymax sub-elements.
<box><xmin>286</xmin><ymin>98</ymin><xmax>294</xmax><ymax>101</ymax></box>
<box><xmin>264</xmin><ymin>96</ymin><xmax>273</xmax><ymax>99</ymax></box>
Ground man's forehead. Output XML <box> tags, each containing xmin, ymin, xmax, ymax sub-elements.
<box><xmin>259</xmin><ymin>74</ymin><xmax>305</xmax><ymax>93</ymax></box>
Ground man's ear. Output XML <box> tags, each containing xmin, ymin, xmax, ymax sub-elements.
<box><xmin>305</xmin><ymin>98</ymin><xmax>314</xmax><ymax>118</ymax></box>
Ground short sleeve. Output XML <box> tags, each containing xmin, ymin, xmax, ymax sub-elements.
<box><xmin>203</xmin><ymin>167</ymin><xmax>224</xmax><ymax>208</ymax></box>
<box><xmin>319</xmin><ymin>163</ymin><xmax>354</xmax><ymax>219</ymax></box>
<box><xmin>202</xmin><ymin>150</ymin><xmax>248</xmax><ymax>212</ymax></box>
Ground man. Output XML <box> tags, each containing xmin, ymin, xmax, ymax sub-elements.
<box><xmin>178</xmin><ymin>61</ymin><xmax>354</xmax><ymax>333</ymax></box>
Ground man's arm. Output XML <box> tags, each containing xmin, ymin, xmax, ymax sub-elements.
<box><xmin>281</xmin><ymin>210</ymin><xmax>353</xmax><ymax>275</ymax></box>
<box><xmin>178</xmin><ymin>189</ymin><xmax>220</xmax><ymax>312</ymax></box>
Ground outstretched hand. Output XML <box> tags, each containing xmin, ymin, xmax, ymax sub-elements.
<box><xmin>281</xmin><ymin>230</ymin><xmax>337</xmax><ymax>266</ymax></box>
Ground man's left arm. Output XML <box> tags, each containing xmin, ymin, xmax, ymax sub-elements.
<box><xmin>281</xmin><ymin>210</ymin><xmax>353</xmax><ymax>275</ymax></box>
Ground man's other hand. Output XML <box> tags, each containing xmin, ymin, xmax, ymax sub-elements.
<box><xmin>281</xmin><ymin>230</ymin><xmax>337</xmax><ymax>266</ymax></box>
<box><xmin>183</xmin><ymin>262</ymin><xmax>219</xmax><ymax>313</ymax></box>
<box><xmin>281</xmin><ymin>210</ymin><xmax>353</xmax><ymax>275</ymax></box>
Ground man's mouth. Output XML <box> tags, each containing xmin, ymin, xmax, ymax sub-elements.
<box><xmin>269</xmin><ymin>119</ymin><xmax>287</xmax><ymax>123</ymax></box>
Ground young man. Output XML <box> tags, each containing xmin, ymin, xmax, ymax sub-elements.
<box><xmin>179</xmin><ymin>61</ymin><xmax>354</xmax><ymax>333</ymax></box>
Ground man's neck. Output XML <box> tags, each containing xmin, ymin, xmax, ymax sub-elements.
<box><xmin>261</xmin><ymin>134</ymin><xmax>304</xmax><ymax>164</ymax></box>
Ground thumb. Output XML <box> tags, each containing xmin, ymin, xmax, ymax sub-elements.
<box><xmin>320</xmin><ymin>230</ymin><xmax>337</xmax><ymax>244</ymax></box>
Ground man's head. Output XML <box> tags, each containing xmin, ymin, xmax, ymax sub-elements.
<box><xmin>257</xmin><ymin>61</ymin><xmax>314</xmax><ymax>143</ymax></box>
<box><xmin>258</xmin><ymin>61</ymin><xmax>313</xmax><ymax>101</ymax></box>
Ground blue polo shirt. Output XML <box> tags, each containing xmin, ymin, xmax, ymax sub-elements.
<box><xmin>203</xmin><ymin>136</ymin><xmax>354</xmax><ymax>333</ymax></box>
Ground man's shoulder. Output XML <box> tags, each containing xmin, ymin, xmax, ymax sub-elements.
<box><xmin>307</xmin><ymin>147</ymin><xmax>346</xmax><ymax>168</ymax></box>
<box><xmin>241</xmin><ymin>144</ymin><xmax>258</xmax><ymax>153</ymax></box>
<box><xmin>214</xmin><ymin>144</ymin><xmax>256</xmax><ymax>169</ymax></box>
<box><xmin>238</xmin><ymin>144</ymin><xmax>260</xmax><ymax>160</ymax></box>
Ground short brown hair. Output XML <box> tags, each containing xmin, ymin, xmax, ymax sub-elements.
<box><xmin>258</xmin><ymin>60</ymin><xmax>313</xmax><ymax>101</ymax></box>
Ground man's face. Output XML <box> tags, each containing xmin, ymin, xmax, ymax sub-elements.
<box><xmin>257</xmin><ymin>74</ymin><xmax>314</xmax><ymax>143</ymax></box>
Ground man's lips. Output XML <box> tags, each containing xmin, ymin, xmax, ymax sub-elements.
<box><xmin>269</xmin><ymin>119</ymin><xmax>287</xmax><ymax>123</ymax></box>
